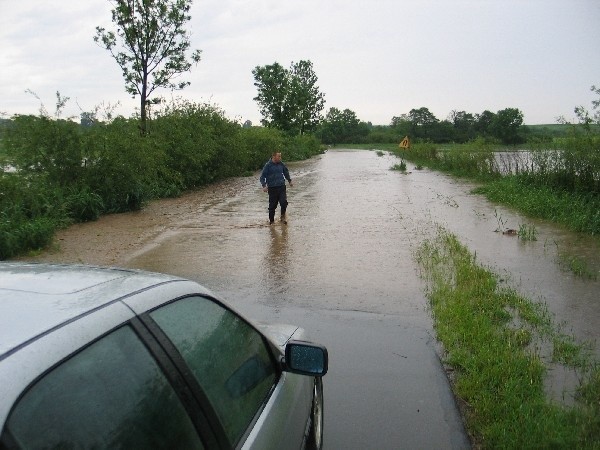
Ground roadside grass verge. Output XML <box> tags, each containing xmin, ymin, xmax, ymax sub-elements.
<box><xmin>472</xmin><ymin>177</ymin><xmax>600</xmax><ymax>235</ymax></box>
<box><xmin>416</xmin><ymin>229</ymin><xmax>599</xmax><ymax>449</ymax></box>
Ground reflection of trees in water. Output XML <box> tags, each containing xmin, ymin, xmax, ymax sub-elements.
<box><xmin>264</xmin><ymin>225</ymin><xmax>290</xmax><ymax>291</ymax></box>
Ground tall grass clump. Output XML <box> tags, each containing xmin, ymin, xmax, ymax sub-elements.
<box><xmin>416</xmin><ymin>229</ymin><xmax>599</xmax><ymax>448</ymax></box>
<box><xmin>530</xmin><ymin>131</ymin><xmax>600</xmax><ymax>196</ymax></box>
<box><xmin>473</xmin><ymin>177</ymin><xmax>600</xmax><ymax>234</ymax></box>
<box><xmin>0</xmin><ymin>173</ymin><xmax>62</xmax><ymax>259</ymax></box>
<box><xmin>396</xmin><ymin>138</ymin><xmax>499</xmax><ymax>180</ymax></box>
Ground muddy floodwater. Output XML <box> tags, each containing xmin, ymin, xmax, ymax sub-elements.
<box><xmin>24</xmin><ymin>149</ymin><xmax>600</xmax><ymax>447</ymax></box>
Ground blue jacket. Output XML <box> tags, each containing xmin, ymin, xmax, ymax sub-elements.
<box><xmin>260</xmin><ymin>159</ymin><xmax>291</xmax><ymax>188</ymax></box>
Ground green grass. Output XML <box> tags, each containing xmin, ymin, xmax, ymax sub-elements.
<box><xmin>391</xmin><ymin>160</ymin><xmax>407</xmax><ymax>172</ymax></box>
<box><xmin>556</xmin><ymin>252</ymin><xmax>598</xmax><ymax>281</ymax></box>
<box><xmin>416</xmin><ymin>229</ymin><xmax>599</xmax><ymax>449</ymax></box>
<box><xmin>473</xmin><ymin>178</ymin><xmax>600</xmax><ymax>235</ymax></box>
<box><xmin>517</xmin><ymin>223</ymin><xmax>538</xmax><ymax>241</ymax></box>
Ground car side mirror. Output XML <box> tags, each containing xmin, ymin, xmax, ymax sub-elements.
<box><xmin>284</xmin><ymin>340</ymin><xmax>328</xmax><ymax>377</ymax></box>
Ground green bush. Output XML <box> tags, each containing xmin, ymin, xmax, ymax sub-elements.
<box><xmin>4</xmin><ymin>115</ymin><xmax>84</xmax><ymax>187</ymax></box>
<box><xmin>239</xmin><ymin>127</ymin><xmax>286</xmax><ymax>172</ymax></box>
<box><xmin>65</xmin><ymin>186</ymin><xmax>104</xmax><ymax>222</ymax></box>
<box><xmin>284</xmin><ymin>134</ymin><xmax>323</xmax><ymax>161</ymax></box>
<box><xmin>151</xmin><ymin>100</ymin><xmax>243</xmax><ymax>188</ymax></box>
<box><xmin>82</xmin><ymin>117</ymin><xmax>164</xmax><ymax>212</ymax></box>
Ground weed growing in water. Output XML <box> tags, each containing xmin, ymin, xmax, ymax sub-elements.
<box><xmin>518</xmin><ymin>223</ymin><xmax>538</xmax><ymax>241</ymax></box>
<box><xmin>391</xmin><ymin>160</ymin><xmax>407</xmax><ymax>172</ymax></box>
<box><xmin>557</xmin><ymin>252</ymin><xmax>598</xmax><ymax>280</ymax></box>
<box><xmin>493</xmin><ymin>208</ymin><xmax>508</xmax><ymax>232</ymax></box>
<box><xmin>376</xmin><ymin>150</ymin><xmax>385</xmax><ymax>157</ymax></box>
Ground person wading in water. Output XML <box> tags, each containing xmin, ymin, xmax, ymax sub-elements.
<box><xmin>260</xmin><ymin>151</ymin><xmax>293</xmax><ymax>225</ymax></box>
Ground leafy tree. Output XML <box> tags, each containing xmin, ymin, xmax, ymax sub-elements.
<box><xmin>429</xmin><ymin>120</ymin><xmax>455</xmax><ymax>144</ymax></box>
<box><xmin>491</xmin><ymin>108</ymin><xmax>524</xmax><ymax>144</ymax></box>
<box><xmin>475</xmin><ymin>110</ymin><xmax>496</xmax><ymax>137</ymax></box>
<box><xmin>591</xmin><ymin>84</ymin><xmax>600</xmax><ymax>123</ymax></box>
<box><xmin>317</xmin><ymin>107</ymin><xmax>368</xmax><ymax>144</ymax></box>
<box><xmin>389</xmin><ymin>115</ymin><xmax>411</xmax><ymax>141</ymax></box>
<box><xmin>448</xmin><ymin>110</ymin><xmax>476</xmax><ymax>143</ymax></box>
<box><xmin>252</xmin><ymin>63</ymin><xmax>289</xmax><ymax>130</ymax></box>
<box><xmin>252</xmin><ymin>60</ymin><xmax>325</xmax><ymax>135</ymax></box>
<box><xmin>94</xmin><ymin>0</ymin><xmax>202</xmax><ymax>134</ymax></box>
<box><xmin>408</xmin><ymin>107</ymin><xmax>439</xmax><ymax>140</ymax></box>
<box><xmin>391</xmin><ymin>114</ymin><xmax>410</xmax><ymax>127</ymax></box>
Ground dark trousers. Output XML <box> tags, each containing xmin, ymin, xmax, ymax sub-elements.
<box><xmin>267</xmin><ymin>185</ymin><xmax>287</xmax><ymax>222</ymax></box>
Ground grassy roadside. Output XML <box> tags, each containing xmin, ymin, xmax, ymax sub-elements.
<box><xmin>472</xmin><ymin>178</ymin><xmax>600</xmax><ymax>235</ymax></box>
<box><xmin>416</xmin><ymin>229</ymin><xmax>599</xmax><ymax>448</ymax></box>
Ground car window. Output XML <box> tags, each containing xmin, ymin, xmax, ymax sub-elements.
<box><xmin>3</xmin><ymin>326</ymin><xmax>204</xmax><ymax>450</ymax></box>
<box><xmin>150</xmin><ymin>296</ymin><xmax>277</xmax><ymax>446</ymax></box>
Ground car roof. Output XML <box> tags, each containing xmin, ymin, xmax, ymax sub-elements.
<box><xmin>0</xmin><ymin>263</ymin><xmax>187</xmax><ymax>360</ymax></box>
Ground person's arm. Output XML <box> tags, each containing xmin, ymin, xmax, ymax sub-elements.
<box><xmin>283</xmin><ymin>164</ymin><xmax>293</xmax><ymax>186</ymax></box>
<box><xmin>259</xmin><ymin>163</ymin><xmax>268</xmax><ymax>188</ymax></box>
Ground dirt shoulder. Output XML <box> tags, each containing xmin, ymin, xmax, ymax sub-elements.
<box><xmin>17</xmin><ymin>181</ymin><xmax>237</xmax><ymax>267</ymax></box>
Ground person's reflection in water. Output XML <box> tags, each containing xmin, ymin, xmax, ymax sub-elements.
<box><xmin>262</xmin><ymin>225</ymin><xmax>290</xmax><ymax>301</ymax></box>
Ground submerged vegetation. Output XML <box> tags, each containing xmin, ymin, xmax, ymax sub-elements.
<box><xmin>416</xmin><ymin>229</ymin><xmax>599</xmax><ymax>448</ymax></box>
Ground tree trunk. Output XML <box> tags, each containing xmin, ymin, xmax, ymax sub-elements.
<box><xmin>140</xmin><ymin>68</ymin><xmax>148</xmax><ymax>135</ymax></box>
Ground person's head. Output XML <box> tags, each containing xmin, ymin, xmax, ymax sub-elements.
<box><xmin>271</xmin><ymin>152</ymin><xmax>282</xmax><ymax>163</ymax></box>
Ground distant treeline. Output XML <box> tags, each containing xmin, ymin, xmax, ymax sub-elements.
<box><xmin>314</xmin><ymin>106</ymin><xmax>596</xmax><ymax>146</ymax></box>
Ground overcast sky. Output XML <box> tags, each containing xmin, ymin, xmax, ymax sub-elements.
<box><xmin>1</xmin><ymin>0</ymin><xmax>599</xmax><ymax>125</ymax></box>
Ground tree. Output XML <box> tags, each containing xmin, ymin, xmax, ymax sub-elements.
<box><xmin>253</xmin><ymin>60</ymin><xmax>325</xmax><ymax>135</ymax></box>
<box><xmin>94</xmin><ymin>0</ymin><xmax>202</xmax><ymax>134</ymax></box>
<box><xmin>390</xmin><ymin>114</ymin><xmax>410</xmax><ymax>127</ymax></box>
<box><xmin>491</xmin><ymin>108</ymin><xmax>524</xmax><ymax>144</ymax></box>
<box><xmin>287</xmin><ymin>61</ymin><xmax>326</xmax><ymax>135</ymax></box>
<box><xmin>475</xmin><ymin>110</ymin><xmax>496</xmax><ymax>136</ymax></box>
<box><xmin>317</xmin><ymin>107</ymin><xmax>368</xmax><ymax>144</ymax></box>
<box><xmin>389</xmin><ymin>115</ymin><xmax>411</xmax><ymax>141</ymax></box>
<box><xmin>448</xmin><ymin>110</ymin><xmax>476</xmax><ymax>143</ymax></box>
<box><xmin>591</xmin><ymin>84</ymin><xmax>600</xmax><ymax>123</ymax></box>
<box><xmin>252</xmin><ymin>63</ymin><xmax>289</xmax><ymax>131</ymax></box>
<box><xmin>408</xmin><ymin>107</ymin><xmax>439</xmax><ymax>140</ymax></box>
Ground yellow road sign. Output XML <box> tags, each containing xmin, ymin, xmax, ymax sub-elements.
<box><xmin>399</xmin><ymin>136</ymin><xmax>410</xmax><ymax>149</ymax></box>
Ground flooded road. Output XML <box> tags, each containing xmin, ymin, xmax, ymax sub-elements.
<box><xmin>126</xmin><ymin>149</ymin><xmax>599</xmax><ymax>352</ymax></box>
<box><xmin>25</xmin><ymin>149</ymin><xmax>599</xmax><ymax>448</ymax></box>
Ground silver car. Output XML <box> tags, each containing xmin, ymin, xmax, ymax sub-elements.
<box><xmin>0</xmin><ymin>263</ymin><xmax>327</xmax><ymax>449</ymax></box>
